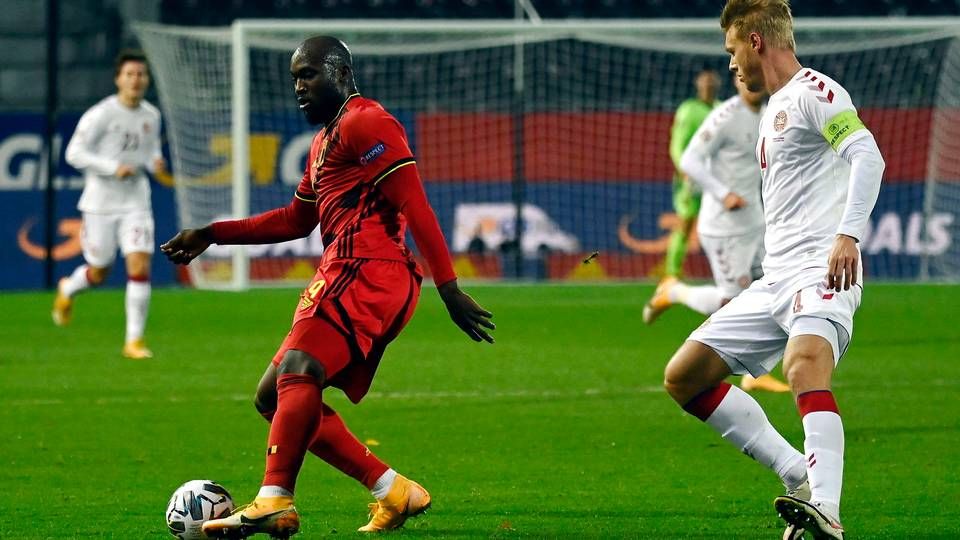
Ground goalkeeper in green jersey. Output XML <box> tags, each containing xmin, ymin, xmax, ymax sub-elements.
<box><xmin>663</xmin><ymin>68</ymin><xmax>720</xmax><ymax>278</ymax></box>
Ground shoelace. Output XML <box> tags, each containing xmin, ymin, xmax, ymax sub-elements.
<box><xmin>367</xmin><ymin>502</ymin><xmax>381</xmax><ymax>518</ymax></box>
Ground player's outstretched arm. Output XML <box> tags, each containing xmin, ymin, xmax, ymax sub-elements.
<box><xmin>378</xmin><ymin>163</ymin><xmax>495</xmax><ymax>343</ymax></box>
<box><xmin>161</xmin><ymin>195</ymin><xmax>318</xmax><ymax>265</ymax></box>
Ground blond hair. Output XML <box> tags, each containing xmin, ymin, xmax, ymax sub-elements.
<box><xmin>720</xmin><ymin>0</ymin><xmax>796</xmax><ymax>51</ymax></box>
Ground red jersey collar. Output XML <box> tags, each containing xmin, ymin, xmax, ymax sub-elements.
<box><xmin>330</xmin><ymin>93</ymin><xmax>362</xmax><ymax>125</ymax></box>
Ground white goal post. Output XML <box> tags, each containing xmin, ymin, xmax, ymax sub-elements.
<box><xmin>135</xmin><ymin>17</ymin><xmax>960</xmax><ymax>289</ymax></box>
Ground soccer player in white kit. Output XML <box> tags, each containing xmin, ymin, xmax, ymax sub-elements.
<box><xmin>645</xmin><ymin>76</ymin><xmax>790</xmax><ymax>393</ymax></box>
<box><xmin>53</xmin><ymin>50</ymin><xmax>165</xmax><ymax>359</ymax></box>
<box><xmin>661</xmin><ymin>2</ymin><xmax>884</xmax><ymax>539</ymax></box>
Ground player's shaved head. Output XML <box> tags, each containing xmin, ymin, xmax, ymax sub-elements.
<box><xmin>296</xmin><ymin>35</ymin><xmax>353</xmax><ymax>68</ymax></box>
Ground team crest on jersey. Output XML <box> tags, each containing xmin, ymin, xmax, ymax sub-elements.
<box><xmin>143</xmin><ymin>122</ymin><xmax>151</xmax><ymax>133</ymax></box>
<box><xmin>700</xmin><ymin>130</ymin><xmax>712</xmax><ymax>142</ymax></box>
<box><xmin>360</xmin><ymin>142</ymin><xmax>386</xmax><ymax>165</ymax></box>
<box><xmin>774</xmin><ymin>111</ymin><xmax>788</xmax><ymax>132</ymax></box>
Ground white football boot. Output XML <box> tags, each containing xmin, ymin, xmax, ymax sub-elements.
<box><xmin>782</xmin><ymin>479</ymin><xmax>811</xmax><ymax>540</ymax></box>
<box><xmin>775</xmin><ymin>492</ymin><xmax>844</xmax><ymax>540</ymax></box>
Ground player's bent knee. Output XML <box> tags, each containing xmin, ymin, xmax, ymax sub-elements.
<box><xmin>88</xmin><ymin>266</ymin><xmax>110</xmax><ymax>285</ymax></box>
<box><xmin>663</xmin><ymin>341</ymin><xmax>730</xmax><ymax>404</ymax></box>
<box><xmin>254</xmin><ymin>391</ymin><xmax>275</xmax><ymax>415</ymax></box>
<box><xmin>126</xmin><ymin>254</ymin><xmax>151</xmax><ymax>278</ymax></box>
<box><xmin>277</xmin><ymin>349</ymin><xmax>326</xmax><ymax>383</ymax></box>
<box><xmin>782</xmin><ymin>351</ymin><xmax>832</xmax><ymax>394</ymax></box>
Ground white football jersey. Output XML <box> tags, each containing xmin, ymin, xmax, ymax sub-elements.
<box><xmin>66</xmin><ymin>95</ymin><xmax>162</xmax><ymax>214</ymax></box>
<box><xmin>756</xmin><ymin>68</ymin><xmax>871</xmax><ymax>277</ymax></box>
<box><xmin>683</xmin><ymin>94</ymin><xmax>764</xmax><ymax>237</ymax></box>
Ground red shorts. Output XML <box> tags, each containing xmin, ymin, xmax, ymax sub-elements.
<box><xmin>272</xmin><ymin>258</ymin><xmax>421</xmax><ymax>403</ymax></box>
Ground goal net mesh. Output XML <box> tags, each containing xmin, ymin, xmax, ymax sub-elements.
<box><xmin>134</xmin><ymin>22</ymin><xmax>960</xmax><ymax>287</ymax></box>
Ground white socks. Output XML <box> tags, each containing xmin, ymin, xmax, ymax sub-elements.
<box><xmin>670</xmin><ymin>283</ymin><xmax>724</xmax><ymax>316</ymax></box>
<box><xmin>803</xmin><ymin>411</ymin><xmax>844</xmax><ymax>519</ymax></box>
<box><xmin>125</xmin><ymin>280</ymin><xmax>151</xmax><ymax>343</ymax></box>
<box><xmin>257</xmin><ymin>485</ymin><xmax>293</xmax><ymax>498</ymax></box>
<box><xmin>61</xmin><ymin>265</ymin><xmax>91</xmax><ymax>297</ymax></box>
<box><xmin>371</xmin><ymin>468</ymin><xmax>398</xmax><ymax>500</ymax></box>
<box><xmin>703</xmin><ymin>385</ymin><xmax>808</xmax><ymax>489</ymax></box>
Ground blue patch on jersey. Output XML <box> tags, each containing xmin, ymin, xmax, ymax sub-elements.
<box><xmin>360</xmin><ymin>142</ymin><xmax>386</xmax><ymax>165</ymax></box>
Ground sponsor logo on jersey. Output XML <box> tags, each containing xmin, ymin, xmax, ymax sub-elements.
<box><xmin>774</xmin><ymin>110</ymin><xmax>788</xmax><ymax>131</ymax></box>
<box><xmin>360</xmin><ymin>142</ymin><xmax>386</xmax><ymax>165</ymax></box>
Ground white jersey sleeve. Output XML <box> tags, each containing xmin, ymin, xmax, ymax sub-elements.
<box><xmin>794</xmin><ymin>72</ymin><xmax>871</xmax><ymax>156</ymax></box>
<box><xmin>681</xmin><ymin>112</ymin><xmax>730</xmax><ymax>200</ymax></box>
<box><xmin>682</xmin><ymin>95</ymin><xmax>764</xmax><ymax>238</ymax></box>
<box><xmin>65</xmin><ymin>105</ymin><xmax>120</xmax><ymax>176</ymax></box>
<box><xmin>794</xmin><ymin>72</ymin><xmax>883</xmax><ymax>242</ymax></box>
<box><xmin>147</xmin><ymin>114</ymin><xmax>163</xmax><ymax>173</ymax></box>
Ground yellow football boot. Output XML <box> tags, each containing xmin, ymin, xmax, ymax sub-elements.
<box><xmin>122</xmin><ymin>338</ymin><xmax>154</xmax><ymax>359</ymax></box>
<box><xmin>51</xmin><ymin>278</ymin><xmax>73</xmax><ymax>326</ymax></box>
<box><xmin>202</xmin><ymin>496</ymin><xmax>299</xmax><ymax>539</ymax></box>
<box><xmin>741</xmin><ymin>374</ymin><xmax>791</xmax><ymax>393</ymax></box>
<box><xmin>358</xmin><ymin>474</ymin><xmax>431</xmax><ymax>532</ymax></box>
<box><xmin>642</xmin><ymin>276</ymin><xmax>678</xmax><ymax>325</ymax></box>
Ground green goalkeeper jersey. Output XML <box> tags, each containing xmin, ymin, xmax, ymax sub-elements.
<box><xmin>669</xmin><ymin>98</ymin><xmax>720</xmax><ymax>173</ymax></box>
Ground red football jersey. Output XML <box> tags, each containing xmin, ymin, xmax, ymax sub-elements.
<box><xmin>295</xmin><ymin>94</ymin><xmax>417</xmax><ymax>265</ymax></box>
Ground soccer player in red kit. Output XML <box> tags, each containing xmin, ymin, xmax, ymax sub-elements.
<box><xmin>161</xmin><ymin>36</ymin><xmax>495</xmax><ymax>538</ymax></box>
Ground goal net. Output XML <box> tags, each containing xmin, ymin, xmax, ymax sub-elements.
<box><xmin>135</xmin><ymin>19</ymin><xmax>960</xmax><ymax>288</ymax></box>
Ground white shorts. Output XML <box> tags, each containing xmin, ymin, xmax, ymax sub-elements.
<box><xmin>699</xmin><ymin>231</ymin><xmax>764</xmax><ymax>299</ymax></box>
<box><xmin>81</xmin><ymin>211</ymin><xmax>154</xmax><ymax>268</ymax></box>
<box><xmin>688</xmin><ymin>266</ymin><xmax>861</xmax><ymax>377</ymax></box>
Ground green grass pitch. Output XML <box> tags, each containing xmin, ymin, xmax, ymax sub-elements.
<box><xmin>1</xmin><ymin>283</ymin><xmax>958</xmax><ymax>538</ymax></box>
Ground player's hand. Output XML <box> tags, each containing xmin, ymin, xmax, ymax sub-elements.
<box><xmin>116</xmin><ymin>164</ymin><xmax>137</xmax><ymax>178</ymax></box>
<box><xmin>161</xmin><ymin>227</ymin><xmax>213</xmax><ymax>265</ymax></box>
<box><xmin>153</xmin><ymin>157</ymin><xmax>167</xmax><ymax>176</ymax></box>
<box><xmin>723</xmin><ymin>192</ymin><xmax>747</xmax><ymax>210</ymax></box>
<box><xmin>826</xmin><ymin>234</ymin><xmax>859</xmax><ymax>291</ymax></box>
<box><xmin>437</xmin><ymin>279</ymin><xmax>495</xmax><ymax>343</ymax></box>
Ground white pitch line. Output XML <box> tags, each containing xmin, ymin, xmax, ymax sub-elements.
<box><xmin>7</xmin><ymin>386</ymin><xmax>665</xmax><ymax>408</ymax></box>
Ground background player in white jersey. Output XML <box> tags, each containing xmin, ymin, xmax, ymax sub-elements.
<box><xmin>660</xmin><ymin>1</ymin><xmax>884</xmax><ymax>538</ymax></box>
<box><xmin>53</xmin><ymin>50</ymin><xmax>165</xmax><ymax>359</ymax></box>
<box><xmin>645</xmin><ymin>76</ymin><xmax>790</xmax><ymax>394</ymax></box>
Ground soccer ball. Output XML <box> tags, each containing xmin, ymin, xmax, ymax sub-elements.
<box><xmin>165</xmin><ymin>479</ymin><xmax>235</xmax><ymax>539</ymax></box>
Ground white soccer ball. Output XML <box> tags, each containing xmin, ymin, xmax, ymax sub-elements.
<box><xmin>165</xmin><ymin>479</ymin><xmax>235</xmax><ymax>539</ymax></box>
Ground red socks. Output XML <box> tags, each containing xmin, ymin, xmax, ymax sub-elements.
<box><xmin>262</xmin><ymin>373</ymin><xmax>323</xmax><ymax>493</ymax></box>
<box><xmin>797</xmin><ymin>389</ymin><xmax>840</xmax><ymax>416</ymax></box>
<box><xmin>683</xmin><ymin>381</ymin><xmax>733</xmax><ymax>421</ymax></box>
<box><xmin>259</xmin><ymin>389</ymin><xmax>389</xmax><ymax>491</ymax></box>
<box><xmin>309</xmin><ymin>403</ymin><xmax>389</xmax><ymax>489</ymax></box>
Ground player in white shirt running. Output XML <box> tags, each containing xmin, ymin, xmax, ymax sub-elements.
<box><xmin>661</xmin><ymin>2</ymin><xmax>884</xmax><ymax>539</ymax></box>
<box><xmin>644</xmin><ymin>76</ymin><xmax>790</xmax><ymax>394</ymax></box>
<box><xmin>53</xmin><ymin>50</ymin><xmax>166</xmax><ymax>359</ymax></box>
